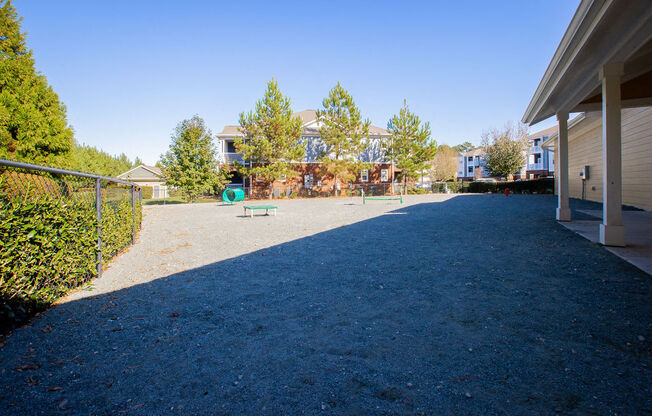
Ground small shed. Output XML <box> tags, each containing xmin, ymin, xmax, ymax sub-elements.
<box><xmin>118</xmin><ymin>165</ymin><xmax>168</xmax><ymax>198</ymax></box>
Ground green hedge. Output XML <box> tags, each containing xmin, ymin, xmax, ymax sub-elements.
<box><xmin>467</xmin><ymin>178</ymin><xmax>554</xmax><ymax>194</ymax></box>
<box><xmin>431</xmin><ymin>182</ymin><xmax>469</xmax><ymax>193</ymax></box>
<box><xmin>141</xmin><ymin>186</ymin><xmax>153</xmax><ymax>199</ymax></box>
<box><xmin>0</xmin><ymin>176</ymin><xmax>142</xmax><ymax>334</ymax></box>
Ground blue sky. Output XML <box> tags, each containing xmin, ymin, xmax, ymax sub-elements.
<box><xmin>15</xmin><ymin>0</ymin><xmax>578</xmax><ymax>165</ymax></box>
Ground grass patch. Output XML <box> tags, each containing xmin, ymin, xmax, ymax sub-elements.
<box><xmin>143</xmin><ymin>196</ymin><xmax>217</xmax><ymax>206</ymax></box>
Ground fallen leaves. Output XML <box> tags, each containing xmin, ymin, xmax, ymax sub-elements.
<box><xmin>41</xmin><ymin>325</ymin><xmax>53</xmax><ymax>333</ymax></box>
<box><xmin>47</xmin><ymin>386</ymin><xmax>63</xmax><ymax>391</ymax></box>
<box><xmin>169</xmin><ymin>312</ymin><xmax>180</xmax><ymax>318</ymax></box>
<box><xmin>15</xmin><ymin>363</ymin><xmax>40</xmax><ymax>372</ymax></box>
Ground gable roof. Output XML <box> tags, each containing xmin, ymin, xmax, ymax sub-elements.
<box><xmin>528</xmin><ymin>125</ymin><xmax>557</xmax><ymax>139</ymax></box>
<box><xmin>118</xmin><ymin>165</ymin><xmax>164</xmax><ymax>180</ymax></box>
<box><xmin>217</xmin><ymin>109</ymin><xmax>390</xmax><ymax>138</ymax></box>
<box><xmin>293</xmin><ymin>109</ymin><xmax>318</xmax><ymax>124</ymax></box>
<box><xmin>460</xmin><ymin>148</ymin><xmax>485</xmax><ymax>157</ymax></box>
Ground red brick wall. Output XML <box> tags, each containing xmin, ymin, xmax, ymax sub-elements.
<box><xmin>224</xmin><ymin>163</ymin><xmax>394</xmax><ymax>198</ymax></box>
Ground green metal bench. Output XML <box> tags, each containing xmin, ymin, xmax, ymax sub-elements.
<box><xmin>243</xmin><ymin>205</ymin><xmax>278</xmax><ymax>217</ymax></box>
<box><xmin>362</xmin><ymin>193</ymin><xmax>403</xmax><ymax>205</ymax></box>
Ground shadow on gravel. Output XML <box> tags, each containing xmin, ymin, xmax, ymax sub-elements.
<box><xmin>1</xmin><ymin>195</ymin><xmax>650</xmax><ymax>415</ymax></box>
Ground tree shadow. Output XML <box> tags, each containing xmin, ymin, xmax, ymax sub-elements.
<box><xmin>0</xmin><ymin>195</ymin><xmax>649</xmax><ymax>415</ymax></box>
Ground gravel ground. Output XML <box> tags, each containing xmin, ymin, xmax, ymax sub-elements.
<box><xmin>0</xmin><ymin>194</ymin><xmax>650</xmax><ymax>415</ymax></box>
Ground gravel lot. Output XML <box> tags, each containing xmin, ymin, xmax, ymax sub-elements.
<box><xmin>1</xmin><ymin>194</ymin><xmax>650</xmax><ymax>415</ymax></box>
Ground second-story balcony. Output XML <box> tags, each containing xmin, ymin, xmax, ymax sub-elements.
<box><xmin>528</xmin><ymin>162</ymin><xmax>544</xmax><ymax>171</ymax></box>
<box><xmin>530</xmin><ymin>145</ymin><xmax>542</xmax><ymax>154</ymax></box>
<box><xmin>222</xmin><ymin>152</ymin><xmax>244</xmax><ymax>164</ymax></box>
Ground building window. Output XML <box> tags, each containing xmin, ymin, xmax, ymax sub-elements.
<box><xmin>380</xmin><ymin>169</ymin><xmax>388</xmax><ymax>182</ymax></box>
<box><xmin>226</xmin><ymin>141</ymin><xmax>237</xmax><ymax>153</ymax></box>
<box><xmin>468</xmin><ymin>167</ymin><xmax>473</xmax><ymax>174</ymax></box>
<box><xmin>278</xmin><ymin>174</ymin><xmax>286</xmax><ymax>183</ymax></box>
<box><xmin>360</xmin><ymin>170</ymin><xmax>369</xmax><ymax>182</ymax></box>
<box><xmin>304</xmin><ymin>174</ymin><xmax>313</xmax><ymax>188</ymax></box>
<box><xmin>468</xmin><ymin>156</ymin><xmax>473</xmax><ymax>162</ymax></box>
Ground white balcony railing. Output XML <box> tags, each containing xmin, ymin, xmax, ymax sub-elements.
<box><xmin>530</xmin><ymin>145</ymin><xmax>542</xmax><ymax>153</ymax></box>
<box><xmin>222</xmin><ymin>152</ymin><xmax>244</xmax><ymax>163</ymax></box>
<box><xmin>528</xmin><ymin>162</ymin><xmax>544</xmax><ymax>170</ymax></box>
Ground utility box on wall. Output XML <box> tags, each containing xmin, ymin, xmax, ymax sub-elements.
<box><xmin>580</xmin><ymin>165</ymin><xmax>590</xmax><ymax>180</ymax></box>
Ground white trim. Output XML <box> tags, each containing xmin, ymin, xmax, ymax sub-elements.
<box><xmin>117</xmin><ymin>165</ymin><xmax>163</xmax><ymax>179</ymax></box>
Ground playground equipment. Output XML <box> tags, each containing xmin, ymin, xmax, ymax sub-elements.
<box><xmin>222</xmin><ymin>187</ymin><xmax>245</xmax><ymax>204</ymax></box>
<box><xmin>363</xmin><ymin>192</ymin><xmax>403</xmax><ymax>205</ymax></box>
<box><xmin>243</xmin><ymin>205</ymin><xmax>277</xmax><ymax>217</ymax></box>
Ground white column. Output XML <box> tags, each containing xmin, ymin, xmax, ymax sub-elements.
<box><xmin>556</xmin><ymin>111</ymin><xmax>571</xmax><ymax>221</ymax></box>
<box><xmin>599</xmin><ymin>62</ymin><xmax>625</xmax><ymax>246</ymax></box>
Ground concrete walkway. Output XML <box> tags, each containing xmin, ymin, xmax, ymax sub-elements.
<box><xmin>0</xmin><ymin>194</ymin><xmax>650</xmax><ymax>415</ymax></box>
<box><xmin>560</xmin><ymin>209</ymin><xmax>652</xmax><ymax>275</ymax></box>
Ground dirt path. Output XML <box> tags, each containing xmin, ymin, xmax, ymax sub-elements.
<box><xmin>1</xmin><ymin>194</ymin><xmax>650</xmax><ymax>415</ymax></box>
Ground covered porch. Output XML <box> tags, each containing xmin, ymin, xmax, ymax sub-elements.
<box><xmin>522</xmin><ymin>0</ymin><xmax>652</xmax><ymax>247</ymax></box>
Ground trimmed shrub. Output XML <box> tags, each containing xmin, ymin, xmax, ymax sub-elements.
<box><xmin>408</xmin><ymin>187</ymin><xmax>428</xmax><ymax>194</ymax></box>
<box><xmin>141</xmin><ymin>186</ymin><xmax>153</xmax><ymax>199</ymax></box>
<box><xmin>468</xmin><ymin>178</ymin><xmax>554</xmax><ymax>194</ymax></box>
<box><xmin>0</xmin><ymin>174</ymin><xmax>142</xmax><ymax>334</ymax></box>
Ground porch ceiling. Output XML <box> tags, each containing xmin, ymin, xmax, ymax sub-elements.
<box><xmin>523</xmin><ymin>0</ymin><xmax>652</xmax><ymax>125</ymax></box>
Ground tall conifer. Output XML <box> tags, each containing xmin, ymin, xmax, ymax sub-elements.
<box><xmin>0</xmin><ymin>0</ymin><xmax>73</xmax><ymax>166</ymax></box>
<box><xmin>317</xmin><ymin>82</ymin><xmax>370</xmax><ymax>195</ymax></box>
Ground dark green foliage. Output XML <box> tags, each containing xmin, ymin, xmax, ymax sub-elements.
<box><xmin>467</xmin><ymin>178</ymin><xmax>554</xmax><ymax>194</ymax></box>
<box><xmin>160</xmin><ymin>115</ymin><xmax>222</xmax><ymax>202</ymax></box>
<box><xmin>71</xmin><ymin>142</ymin><xmax>136</xmax><ymax>177</ymax></box>
<box><xmin>0</xmin><ymin>1</ymin><xmax>74</xmax><ymax>167</ymax></box>
<box><xmin>236</xmin><ymin>79</ymin><xmax>304</xmax><ymax>198</ymax></box>
<box><xmin>385</xmin><ymin>100</ymin><xmax>437</xmax><ymax>194</ymax></box>
<box><xmin>317</xmin><ymin>82</ymin><xmax>371</xmax><ymax>194</ymax></box>
<box><xmin>0</xmin><ymin>172</ymin><xmax>142</xmax><ymax>334</ymax></box>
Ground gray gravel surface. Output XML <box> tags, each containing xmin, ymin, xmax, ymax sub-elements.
<box><xmin>1</xmin><ymin>194</ymin><xmax>650</xmax><ymax>415</ymax></box>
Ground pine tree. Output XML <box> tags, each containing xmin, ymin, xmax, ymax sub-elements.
<box><xmin>160</xmin><ymin>116</ymin><xmax>223</xmax><ymax>202</ymax></box>
<box><xmin>385</xmin><ymin>100</ymin><xmax>437</xmax><ymax>194</ymax></box>
<box><xmin>235</xmin><ymin>79</ymin><xmax>305</xmax><ymax>198</ymax></box>
<box><xmin>317</xmin><ymin>82</ymin><xmax>370</xmax><ymax>195</ymax></box>
<box><xmin>70</xmin><ymin>142</ymin><xmax>137</xmax><ymax>177</ymax></box>
<box><xmin>0</xmin><ymin>0</ymin><xmax>73</xmax><ymax>167</ymax></box>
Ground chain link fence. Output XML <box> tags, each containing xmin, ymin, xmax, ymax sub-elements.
<box><xmin>224</xmin><ymin>182</ymin><xmax>399</xmax><ymax>200</ymax></box>
<box><xmin>1</xmin><ymin>159</ymin><xmax>142</xmax><ymax>332</ymax></box>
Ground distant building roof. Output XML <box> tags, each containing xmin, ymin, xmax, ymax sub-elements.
<box><xmin>117</xmin><ymin>165</ymin><xmax>164</xmax><ymax>181</ymax></box>
<box><xmin>528</xmin><ymin>125</ymin><xmax>557</xmax><ymax>139</ymax></box>
<box><xmin>460</xmin><ymin>148</ymin><xmax>485</xmax><ymax>157</ymax></box>
<box><xmin>217</xmin><ymin>109</ymin><xmax>389</xmax><ymax>137</ymax></box>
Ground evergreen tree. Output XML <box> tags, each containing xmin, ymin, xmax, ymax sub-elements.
<box><xmin>385</xmin><ymin>100</ymin><xmax>437</xmax><ymax>194</ymax></box>
<box><xmin>160</xmin><ymin>116</ymin><xmax>223</xmax><ymax>202</ymax></box>
<box><xmin>0</xmin><ymin>1</ymin><xmax>73</xmax><ymax>166</ymax></box>
<box><xmin>235</xmin><ymin>79</ymin><xmax>305</xmax><ymax>198</ymax></box>
<box><xmin>317</xmin><ymin>82</ymin><xmax>370</xmax><ymax>195</ymax></box>
<box><xmin>453</xmin><ymin>141</ymin><xmax>474</xmax><ymax>153</ymax></box>
<box><xmin>70</xmin><ymin>142</ymin><xmax>137</xmax><ymax>177</ymax></box>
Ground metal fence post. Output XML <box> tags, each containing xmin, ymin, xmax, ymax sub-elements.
<box><xmin>95</xmin><ymin>178</ymin><xmax>102</xmax><ymax>278</ymax></box>
<box><xmin>131</xmin><ymin>185</ymin><xmax>136</xmax><ymax>245</ymax></box>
